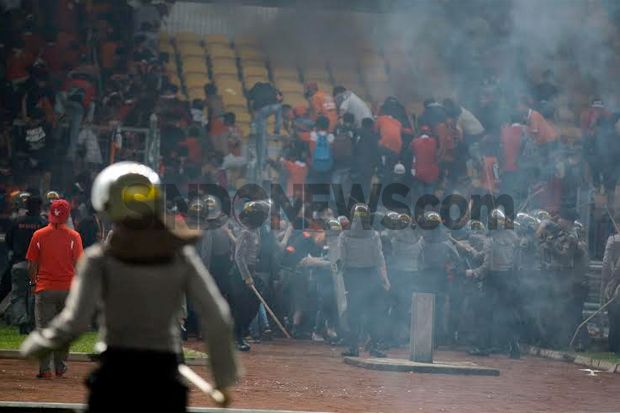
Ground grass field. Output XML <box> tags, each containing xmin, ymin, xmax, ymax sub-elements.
<box><xmin>0</xmin><ymin>324</ymin><xmax>206</xmax><ymax>358</ymax></box>
<box><xmin>579</xmin><ymin>352</ymin><xmax>620</xmax><ymax>364</ymax></box>
<box><xmin>0</xmin><ymin>325</ymin><xmax>98</xmax><ymax>353</ymax></box>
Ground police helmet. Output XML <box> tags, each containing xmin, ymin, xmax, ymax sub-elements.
<box><xmin>91</xmin><ymin>161</ymin><xmax>162</xmax><ymax>223</ymax></box>
<box><xmin>239</xmin><ymin>200</ymin><xmax>270</xmax><ymax>228</ymax></box>
<box><xmin>516</xmin><ymin>212</ymin><xmax>541</xmax><ymax>231</ymax></box>
<box><xmin>468</xmin><ymin>219</ymin><xmax>487</xmax><ymax>232</ymax></box>
<box><xmin>204</xmin><ymin>194</ymin><xmax>223</xmax><ymax>221</ymax></box>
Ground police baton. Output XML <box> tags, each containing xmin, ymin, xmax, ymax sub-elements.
<box><xmin>177</xmin><ymin>364</ymin><xmax>228</xmax><ymax>407</ymax></box>
<box><xmin>249</xmin><ymin>284</ymin><xmax>292</xmax><ymax>339</ymax></box>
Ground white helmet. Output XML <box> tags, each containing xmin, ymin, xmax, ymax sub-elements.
<box><xmin>91</xmin><ymin>162</ymin><xmax>162</xmax><ymax>223</ymax></box>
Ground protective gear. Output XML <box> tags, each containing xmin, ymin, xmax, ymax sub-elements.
<box><xmin>350</xmin><ymin>203</ymin><xmax>371</xmax><ymax>231</ymax></box>
<box><xmin>420</xmin><ymin>211</ymin><xmax>441</xmax><ymax>229</ymax></box>
<box><xmin>382</xmin><ymin>211</ymin><xmax>412</xmax><ymax>230</ymax></box>
<box><xmin>205</xmin><ymin>195</ymin><xmax>223</xmax><ymax>221</ymax></box>
<box><xmin>238</xmin><ymin>200</ymin><xmax>270</xmax><ymax>229</ymax></box>
<box><xmin>516</xmin><ymin>212</ymin><xmax>541</xmax><ymax>231</ymax></box>
<box><xmin>46</xmin><ymin>191</ymin><xmax>60</xmax><ymax>203</ymax></box>
<box><xmin>468</xmin><ymin>220</ymin><xmax>486</xmax><ymax>232</ymax></box>
<box><xmin>533</xmin><ymin>209</ymin><xmax>551</xmax><ymax>222</ymax></box>
<box><xmin>573</xmin><ymin>220</ymin><xmax>586</xmax><ymax>241</ymax></box>
<box><xmin>490</xmin><ymin>208</ymin><xmax>507</xmax><ymax>228</ymax></box>
<box><xmin>91</xmin><ymin>162</ymin><xmax>162</xmax><ymax>223</ymax></box>
<box><xmin>326</xmin><ymin>218</ymin><xmax>342</xmax><ymax>232</ymax></box>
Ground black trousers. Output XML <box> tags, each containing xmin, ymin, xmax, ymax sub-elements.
<box><xmin>479</xmin><ymin>270</ymin><xmax>520</xmax><ymax>350</ymax></box>
<box><xmin>608</xmin><ymin>299</ymin><xmax>620</xmax><ymax>354</ymax></box>
<box><xmin>343</xmin><ymin>267</ymin><xmax>385</xmax><ymax>348</ymax></box>
<box><xmin>86</xmin><ymin>348</ymin><xmax>187</xmax><ymax>413</ymax></box>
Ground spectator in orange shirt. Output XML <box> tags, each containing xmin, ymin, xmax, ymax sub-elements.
<box><xmin>26</xmin><ymin>200</ymin><xmax>83</xmax><ymax>379</ymax></box>
<box><xmin>517</xmin><ymin>97</ymin><xmax>558</xmax><ymax>146</ymax></box>
<box><xmin>304</xmin><ymin>82</ymin><xmax>338</xmax><ymax>132</ymax></box>
<box><xmin>500</xmin><ymin>114</ymin><xmax>525</xmax><ymax>200</ymax></box>
<box><xmin>375</xmin><ymin>113</ymin><xmax>403</xmax><ymax>182</ymax></box>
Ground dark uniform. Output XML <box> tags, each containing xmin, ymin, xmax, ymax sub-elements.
<box><xmin>5</xmin><ymin>201</ymin><xmax>46</xmax><ymax>333</ymax></box>
<box><xmin>469</xmin><ymin>220</ymin><xmax>520</xmax><ymax>357</ymax></box>
<box><xmin>601</xmin><ymin>234</ymin><xmax>620</xmax><ymax>353</ymax></box>
<box><xmin>339</xmin><ymin>204</ymin><xmax>390</xmax><ymax>357</ymax></box>
<box><xmin>539</xmin><ymin>222</ymin><xmax>582</xmax><ymax>348</ymax></box>
<box><xmin>418</xmin><ymin>213</ymin><xmax>461</xmax><ymax>346</ymax></box>
<box><xmin>383</xmin><ymin>212</ymin><xmax>421</xmax><ymax>344</ymax></box>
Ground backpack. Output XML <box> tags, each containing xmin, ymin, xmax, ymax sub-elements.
<box><xmin>312</xmin><ymin>133</ymin><xmax>333</xmax><ymax>172</ymax></box>
<box><xmin>332</xmin><ymin>129</ymin><xmax>353</xmax><ymax>162</ymax></box>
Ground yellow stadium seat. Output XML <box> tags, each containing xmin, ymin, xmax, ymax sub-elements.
<box><xmin>272</xmin><ymin>67</ymin><xmax>299</xmax><ymax>81</ymax></box>
<box><xmin>167</xmin><ymin>74</ymin><xmax>181</xmax><ymax>87</ymax></box>
<box><xmin>182</xmin><ymin>57</ymin><xmax>208</xmax><ymax>74</ymax></box>
<box><xmin>159</xmin><ymin>43</ymin><xmax>174</xmax><ymax>54</ymax></box>
<box><xmin>212</xmin><ymin>67</ymin><xmax>239</xmax><ymax>78</ymax></box>
<box><xmin>235</xmin><ymin>112</ymin><xmax>252</xmax><ymax>124</ymax></box>
<box><xmin>206</xmin><ymin>44</ymin><xmax>236</xmax><ymax>59</ymax></box>
<box><xmin>213</xmin><ymin>74</ymin><xmax>241</xmax><ymax>87</ymax></box>
<box><xmin>187</xmin><ymin>87</ymin><xmax>205</xmax><ymax>100</ymax></box>
<box><xmin>331</xmin><ymin>69</ymin><xmax>361</xmax><ymax>84</ymax></box>
<box><xmin>315</xmin><ymin>81</ymin><xmax>333</xmax><ymax>94</ymax></box>
<box><xmin>243</xmin><ymin>65</ymin><xmax>268</xmax><ymax>78</ymax></box>
<box><xmin>237</xmin><ymin>47</ymin><xmax>265</xmax><ymax>61</ymax></box>
<box><xmin>276</xmin><ymin>79</ymin><xmax>304</xmax><ymax>94</ymax></box>
<box><xmin>244</xmin><ymin>76</ymin><xmax>270</xmax><ymax>88</ymax></box>
<box><xmin>178</xmin><ymin>44</ymin><xmax>205</xmax><ymax>58</ymax></box>
<box><xmin>185</xmin><ymin>73</ymin><xmax>208</xmax><ymax>88</ymax></box>
<box><xmin>235</xmin><ymin>36</ymin><xmax>260</xmax><ymax>47</ymax></box>
<box><xmin>226</xmin><ymin>103</ymin><xmax>248</xmax><ymax>113</ymax></box>
<box><xmin>222</xmin><ymin>93</ymin><xmax>247</xmax><ymax>106</ymax></box>
<box><xmin>218</xmin><ymin>83</ymin><xmax>245</xmax><ymax>99</ymax></box>
<box><xmin>329</xmin><ymin>59</ymin><xmax>358</xmax><ymax>71</ymax></box>
<box><xmin>283</xmin><ymin>92</ymin><xmax>307</xmax><ymax>108</ymax></box>
<box><xmin>205</xmin><ymin>34</ymin><xmax>230</xmax><ymax>46</ymax></box>
<box><xmin>303</xmin><ymin>67</ymin><xmax>329</xmax><ymax>81</ymax></box>
<box><xmin>175</xmin><ymin>32</ymin><xmax>201</xmax><ymax>44</ymax></box>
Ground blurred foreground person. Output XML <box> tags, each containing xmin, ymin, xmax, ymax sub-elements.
<box><xmin>21</xmin><ymin>162</ymin><xmax>238</xmax><ymax>412</ymax></box>
<box><xmin>26</xmin><ymin>199</ymin><xmax>83</xmax><ymax>377</ymax></box>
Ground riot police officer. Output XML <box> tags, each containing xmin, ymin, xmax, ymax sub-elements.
<box><xmin>339</xmin><ymin>203</ymin><xmax>390</xmax><ymax>357</ymax></box>
<box><xmin>232</xmin><ymin>200</ymin><xmax>270</xmax><ymax>351</ymax></box>
<box><xmin>418</xmin><ymin>211</ymin><xmax>462</xmax><ymax>346</ymax></box>
<box><xmin>466</xmin><ymin>209</ymin><xmax>521</xmax><ymax>358</ymax></box>
<box><xmin>382</xmin><ymin>211</ymin><xmax>421</xmax><ymax>345</ymax></box>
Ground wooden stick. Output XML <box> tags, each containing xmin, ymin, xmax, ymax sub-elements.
<box><xmin>249</xmin><ymin>284</ymin><xmax>292</xmax><ymax>339</ymax></box>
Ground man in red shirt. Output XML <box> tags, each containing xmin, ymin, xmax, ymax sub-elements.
<box><xmin>410</xmin><ymin>126</ymin><xmax>440</xmax><ymax>196</ymax></box>
<box><xmin>26</xmin><ymin>200</ymin><xmax>83</xmax><ymax>379</ymax></box>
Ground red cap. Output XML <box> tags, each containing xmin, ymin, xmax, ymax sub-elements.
<box><xmin>49</xmin><ymin>199</ymin><xmax>70</xmax><ymax>224</ymax></box>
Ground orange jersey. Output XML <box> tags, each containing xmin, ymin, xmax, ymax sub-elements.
<box><xmin>26</xmin><ymin>224</ymin><xmax>83</xmax><ymax>293</ymax></box>
<box><xmin>376</xmin><ymin>115</ymin><xmax>403</xmax><ymax>154</ymax></box>
<box><xmin>527</xmin><ymin>110</ymin><xmax>558</xmax><ymax>145</ymax></box>
<box><xmin>311</xmin><ymin>91</ymin><xmax>338</xmax><ymax>131</ymax></box>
